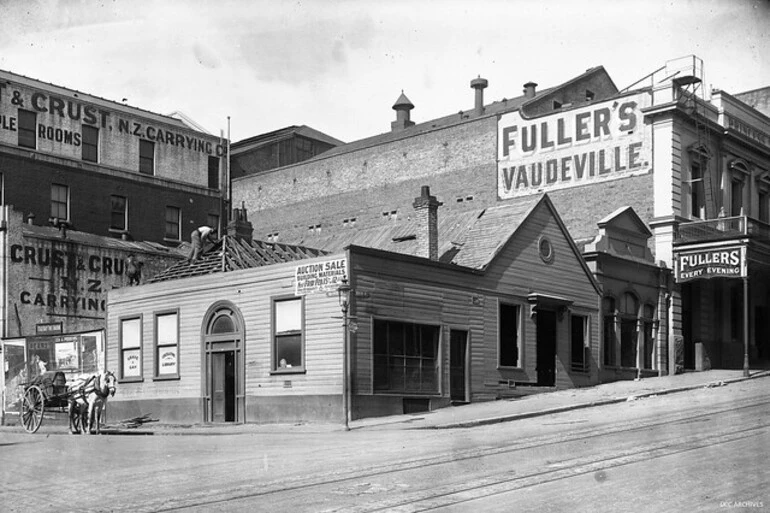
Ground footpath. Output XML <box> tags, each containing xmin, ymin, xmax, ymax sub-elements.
<box><xmin>4</xmin><ymin>369</ymin><xmax>769</xmax><ymax>435</ymax></box>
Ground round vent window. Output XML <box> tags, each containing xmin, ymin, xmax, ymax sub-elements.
<box><xmin>539</xmin><ymin>236</ymin><xmax>554</xmax><ymax>264</ymax></box>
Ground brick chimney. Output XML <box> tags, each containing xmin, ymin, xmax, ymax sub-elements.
<box><xmin>412</xmin><ymin>185</ymin><xmax>442</xmax><ymax>261</ymax></box>
<box><xmin>471</xmin><ymin>76</ymin><xmax>488</xmax><ymax>116</ymax></box>
<box><xmin>523</xmin><ymin>81</ymin><xmax>538</xmax><ymax>99</ymax></box>
<box><xmin>227</xmin><ymin>204</ymin><xmax>253</xmax><ymax>244</ymax></box>
<box><xmin>391</xmin><ymin>91</ymin><xmax>415</xmax><ymax>131</ymax></box>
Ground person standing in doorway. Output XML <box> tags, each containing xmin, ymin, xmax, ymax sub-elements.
<box><xmin>188</xmin><ymin>226</ymin><xmax>217</xmax><ymax>262</ymax></box>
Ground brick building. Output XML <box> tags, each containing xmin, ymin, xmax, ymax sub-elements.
<box><xmin>0</xmin><ymin>69</ymin><xmax>226</xmax><ymax>421</ymax></box>
<box><xmin>231</xmin><ymin>55</ymin><xmax>770</xmax><ymax>383</ymax></box>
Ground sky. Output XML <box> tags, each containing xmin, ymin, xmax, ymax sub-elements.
<box><xmin>0</xmin><ymin>0</ymin><xmax>768</xmax><ymax>144</ymax></box>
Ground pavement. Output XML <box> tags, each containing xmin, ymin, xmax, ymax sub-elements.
<box><xmin>4</xmin><ymin>369</ymin><xmax>769</xmax><ymax>435</ymax></box>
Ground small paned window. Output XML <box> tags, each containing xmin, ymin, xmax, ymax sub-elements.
<box><xmin>119</xmin><ymin>317</ymin><xmax>142</xmax><ymax>381</ymax></box>
<box><xmin>50</xmin><ymin>184</ymin><xmax>69</xmax><ymax>221</ymax></box>
<box><xmin>273</xmin><ymin>298</ymin><xmax>303</xmax><ymax>372</ymax></box>
<box><xmin>571</xmin><ymin>315</ymin><xmax>588</xmax><ymax>371</ymax></box>
<box><xmin>207</xmin><ymin>214</ymin><xmax>220</xmax><ymax>232</ymax></box>
<box><xmin>208</xmin><ymin>156</ymin><xmax>220</xmax><ymax>189</ymax></box>
<box><xmin>110</xmin><ymin>195</ymin><xmax>127</xmax><ymax>231</ymax></box>
<box><xmin>165</xmin><ymin>206</ymin><xmax>181</xmax><ymax>240</ymax></box>
<box><xmin>82</xmin><ymin>125</ymin><xmax>99</xmax><ymax>162</ymax></box>
<box><xmin>499</xmin><ymin>303</ymin><xmax>520</xmax><ymax>368</ymax></box>
<box><xmin>373</xmin><ymin>319</ymin><xmax>440</xmax><ymax>393</ymax></box>
<box><xmin>155</xmin><ymin>311</ymin><xmax>179</xmax><ymax>378</ymax></box>
<box><xmin>139</xmin><ymin>140</ymin><xmax>155</xmax><ymax>175</ymax></box>
<box><xmin>18</xmin><ymin>109</ymin><xmax>36</xmax><ymax>149</ymax></box>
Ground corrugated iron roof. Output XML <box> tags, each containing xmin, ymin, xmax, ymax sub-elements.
<box><xmin>147</xmin><ymin>236</ymin><xmax>329</xmax><ymax>283</ymax></box>
<box><xmin>22</xmin><ymin>224</ymin><xmax>186</xmax><ymax>257</ymax></box>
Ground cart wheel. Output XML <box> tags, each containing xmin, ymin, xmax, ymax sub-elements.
<box><xmin>21</xmin><ymin>385</ymin><xmax>44</xmax><ymax>434</ymax></box>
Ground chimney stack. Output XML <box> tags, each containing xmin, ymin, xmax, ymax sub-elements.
<box><xmin>227</xmin><ymin>203</ymin><xmax>253</xmax><ymax>244</ymax></box>
<box><xmin>471</xmin><ymin>76</ymin><xmax>488</xmax><ymax>116</ymax></box>
<box><xmin>412</xmin><ymin>185</ymin><xmax>442</xmax><ymax>261</ymax></box>
<box><xmin>523</xmin><ymin>81</ymin><xmax>538</xmax><ymax>99</ymax></box>
<box><xmin>391</xmin><ymin>91</ymin><xmax>415</xmax><ymax>131</ymax></box>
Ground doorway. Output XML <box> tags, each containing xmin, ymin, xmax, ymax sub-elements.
<box><xmin>536</xmin><ymin>310</ymin><xmax>557</xmax><ymax>386</ymax></box>
<box><xmin>449</xmin><ymin>330</ymin><xmax>468</xmax><ymax>403</ymax></box>
<box><xmin>211</xmin><ymin>350</ymin><xmax>236</xmax><ymax>423</ymax></box>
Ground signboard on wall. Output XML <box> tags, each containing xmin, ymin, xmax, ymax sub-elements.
<box><xmin>294</xmin><ymin>258</ymin><xmax>348</xmax><ymax>295</ymax></box>
<box><xmin>675</xmin><ymin>246</ymin><xmax>747</xmax><ymax>283</ymax></box>
<box><xmin>497</xmin><ymin>93</ymin><xmax>651</xmax><ymax>198</ymax></box>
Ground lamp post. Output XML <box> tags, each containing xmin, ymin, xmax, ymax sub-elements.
<box><xmin>337</xmin><ymin>278</ymin><xmax>352</xmax><ymax>430</ymax></box>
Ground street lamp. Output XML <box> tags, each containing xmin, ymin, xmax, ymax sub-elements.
<box><xmin>337</xmin><ymin>278</ymin><xmax>352</xmax><ymax>430</ymax></box>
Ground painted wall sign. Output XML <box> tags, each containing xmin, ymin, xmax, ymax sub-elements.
<box><xmin>675</xmin><ymin>246</ymin><xmax>746</xmax><ymax>282</ymax></box>
<box><xmin>497</xmin><ymin>93</ymin><xmax>651</xmax><ymax>198</ymax></box>
<box><xmin>294</xmin><ymin>258</ymin><xmax>348</xmax><ymax>295</ymax></box>
<box><xmin>724</xmin><ymin>114</ymin><xmax>770</xmax><ymax>149</ymax></box>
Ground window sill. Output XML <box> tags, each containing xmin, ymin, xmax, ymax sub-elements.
<box><xmin>153</xmin><ymin>375</ymin><xmax>180</xmax><ymax>381</ymax></box>
<box><xmin>270</xmin><ymin>369</ymin><xmax>306</xmax><ymax>376</ymax></box>
<box><xmin>118</xmin><ymin>377</ymin><xmax>144</xmax><ymax>384</ymax></box>
<box><xmin>496</xmin><ymin>365</ymin><xmax>524</xmax><ymax>371</ymax></box>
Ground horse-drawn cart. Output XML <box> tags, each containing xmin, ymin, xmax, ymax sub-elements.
<box><xmin>20</xmin><ymin>371</ymin><xmax>71</xmax><ymax>433</ymax></box>
<box><xmin>19</xmin><ymin>370</ymin><xmax>115</xmax><ymax>434</ymax></box>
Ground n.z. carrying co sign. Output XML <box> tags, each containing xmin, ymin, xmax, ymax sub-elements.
<box><xmin>676</xmin><ymin>246</ymin><xmax>746</xmax><ymax>283</ymax></box>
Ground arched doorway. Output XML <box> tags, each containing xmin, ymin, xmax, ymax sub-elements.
<box><xmin>202</xmin><ymin>302</ymin><xmax>244</xmax><ymax>423</ymax></box>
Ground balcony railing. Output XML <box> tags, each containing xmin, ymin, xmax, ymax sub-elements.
<box><xmin>675</xmin><ymin>215</ymin><xmax>770</xmax><ymax>245</ymax></box>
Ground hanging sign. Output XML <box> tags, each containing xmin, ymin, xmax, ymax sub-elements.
<box><xmin>675</xmin><ymin>246</ymin><xmax>746</xmax><ymax>283</ymax></box>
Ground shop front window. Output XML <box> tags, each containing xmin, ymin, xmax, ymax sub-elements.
<box><xmin>373</xmin><ymin>319</ymin><xmax>439</xmax><ymax>394</ymax></box>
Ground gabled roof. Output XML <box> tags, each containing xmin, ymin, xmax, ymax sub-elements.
<box><xmin>147</xmin><ymin>236</ymin><xmax>328</xmax><ymax>283</ymax></box>
<box><xmin>232</xmin><ymin>125</ymin><xmax>345</xmax><ymax>151</ymax></box>
<box><xmin>22</xmin><ymin>224</ymin><xmax>185</xmax><ymax>257</ymax></box>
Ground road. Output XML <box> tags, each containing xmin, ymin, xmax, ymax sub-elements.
<box><xmin>1</xmin><ymin>377</ymin><xmax>768</xmax><ymax>513</ymax></box>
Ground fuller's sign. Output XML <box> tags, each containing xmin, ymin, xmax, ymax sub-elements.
<box><xmin>497</xmin><ymin>93</ymin><xmax>651</xmax><ymax>198</ymax></box>
<box><xmin>675</xmin><ymin>246</ymin><xmax>747</xmax><ymax>283</ymax></box>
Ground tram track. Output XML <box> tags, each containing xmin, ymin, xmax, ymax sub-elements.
<box><xmin>142</xmin><ymin>394</ymin><xmax>770</xmax><ymax>513</ymax></box>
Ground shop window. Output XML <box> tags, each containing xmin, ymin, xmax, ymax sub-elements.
<box><xmin>273</xmin><ymin>297</ymin><xmax>303</xmax><ymax>372</ymax></box>
<box><xmin>119</xmin><ymin>316</ymin><xmax>142</xmax><ymax>381</ymax></box>
<box><xmin>373</xmin><ymin>319</ymin><xmax>439</xmax><ymax>393</ymax></box>
<box><xmin>571</xmin><ymin>315</ymin><xmax>588</xmax><ymax>371</ymax></box>
<box><xmin>690</xmin><ymin>162</ymin><xmax>705</xmax><ymax>219</ymax></box>
<box><xmin>154</xmin><ymin>311</ymin><xmax>179</xmax><ymax>379</ymax></box>
<box><xmin>110</xmin><ymin>195</ymin><xmax>127</xmax><ymax>232</ymax></box>
<box><xmin>208</xmin><ymin>156</ymin><xmax>219</xmax><ymax>189</ymax></box>
<box><xmin>18</xmin><ymin>109</ymin><xmax>36</xmax><ymax>149</ymax></box>
<box><xmin>82</xmin><ymin>125</ymin><xmax>99</xmax><ymax>163</ymax></box>
<box><xmin>165</xmin><ymin>206</ymin><xmax>181</xmax><ymax>241</ymax></box>
<box><xmin>642</xmin><ymin>304</ymin><xmax>655</xmax><ymax>370</ymax></box>
<box><xmin>139</xmin><ymin>140</ymin><xmax>155</xmax><ymax>175</ymax></box>
<box><xmin>619</xmin><ymin>292</ymin><xmax>639</xmax><ymax>368</ymax></box>
<box><xmin>602</xmin><ymin>297</ymin><xmax>616</xmax><ymax>366</ymax></box>
<box><xmin>50</xmin><ymin>183</ymin><xmax>69</xmax><ymax>222</ymax></box>
<box><xmin>499</xmin><ymin>303</ymin><xmax>521</xmax><ymax>368</ymax></box>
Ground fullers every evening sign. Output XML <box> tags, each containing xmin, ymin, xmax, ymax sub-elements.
<box><xmin>676</xmin><ymin>247</ymin><xmax>746</xmax><ymax>283</ymax></box>
<box><xmin>294</xmin><ymin>258</ymin><xmax>348</xmax><ymax>295</ymax></box>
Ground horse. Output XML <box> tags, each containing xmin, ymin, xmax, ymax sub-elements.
<box><xmin>68</xmin><ymin>371</ymin><xmax>117</xmax><ymax>435</ymax></box>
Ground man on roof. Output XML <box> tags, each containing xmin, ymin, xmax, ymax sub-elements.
<box><xmin>188</xmin><ymin>225</ymin><xmax>218</xmax><ymax>262</ymax></box>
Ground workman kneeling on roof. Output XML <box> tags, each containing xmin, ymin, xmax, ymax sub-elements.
<box><xmin>188</xmin><ymin>225</ymin><xmax>218</xmax><ymax>262</ymax></box>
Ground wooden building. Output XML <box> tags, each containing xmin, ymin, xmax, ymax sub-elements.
<box><xmin>106</xmin><ymin>191</ymin><xmax>601</xmax><ymax>425</ymax></box>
